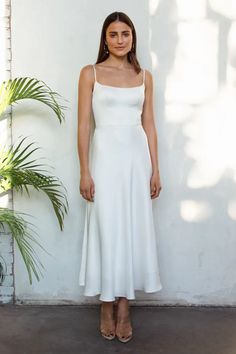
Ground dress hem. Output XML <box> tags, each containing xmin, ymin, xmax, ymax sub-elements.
<box><xmin>79</xmin><ymin>284</ymin><xmax>163</xmax><ymax>302</ymax></box>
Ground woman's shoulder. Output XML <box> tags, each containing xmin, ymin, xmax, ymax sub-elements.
<box><xmin>80</xmin><ymin>64</ymin><xmax>95</xmax><ymax>74</ymax></box>
<box><xmin>142</xmin><ymin>68</ymin><xmax>153</xmax><ymax>83</ymax></box>
<box><xmin>79</xmin><ymin>64</ymin><xmax>96</xmax><ymax>83</ymax></box>
<box><xmin>142</xmin><ymin>67</ymin><xmax>152</xmax><ymax>76</ymax></box>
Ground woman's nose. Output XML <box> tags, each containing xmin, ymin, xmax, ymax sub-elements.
<box><xmin>117</xmin><ymin>36</ymin><xmax>123</xmax><ymax>43</ymax></box>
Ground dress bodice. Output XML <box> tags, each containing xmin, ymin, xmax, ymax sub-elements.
<box><xmin>92</xmin><ymin>65</ymin><xmax>145</xmax><ymax>127</ymax></box>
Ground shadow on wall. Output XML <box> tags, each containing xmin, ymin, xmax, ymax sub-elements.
<box><xmin>150</xmin><ymin>0</ymin><xmax>236</xmax><ymax>294</ymax></box>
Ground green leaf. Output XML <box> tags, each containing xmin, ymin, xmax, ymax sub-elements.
<box><xmin>0</xmin><ymin>77</ymin><xmax>67</xmax><ymax>123</ymax></box>
<box><xmin>0</xmin><ymin>208</ymin><xmax>51</xmax><ymax>284</ymax></box>
<box><xmin>0</xmin><ymin>137</ymin><xmax>68</xmax><ymax>230</ymax></box>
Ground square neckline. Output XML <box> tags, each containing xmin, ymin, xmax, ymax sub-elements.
<box><xmin>93</xmin><ymin>64</ymin><xmax>145</xmax><ymax>90</ymax></box>
<box><xmin>95</xmin><ymin>81</ymin><xmax>145</xmax><ymax>89</ymax></box>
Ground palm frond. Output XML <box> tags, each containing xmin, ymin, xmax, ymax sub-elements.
<box><xmin>0</xmin><ymin>207</ymin><xmax>51</xmax><ymax>284</ymax></box>
<box><xmin>0</xmin><ymin>77</ymin><xmax>67</xmax><ymax>123</ymax></box>
<box><xmin>0</xmin><ymin>137</ymin><xmax>69</xmax><ymax>231</ymax></box>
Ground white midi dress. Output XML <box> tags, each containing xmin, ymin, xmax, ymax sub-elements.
<box><xmin>79</xmin><ymin>64</ymin><xmax>162</xmax><ymax>301</ymax></box>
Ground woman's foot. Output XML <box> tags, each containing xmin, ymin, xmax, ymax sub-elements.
<box><xmin>115</xmin><ymin>297</ymin><xmax>133</xmax><ymax>343</ymax></box>
<box><xmin>100</xmin><ymin>301</ymin><xmax>116</xmax><ymax>340</ymax></box>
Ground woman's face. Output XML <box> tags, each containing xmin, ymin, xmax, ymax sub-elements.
<box><xmin>105</xmin><ymin>21</ymin><xmax>133</xmax><ymax>57</ymax></box>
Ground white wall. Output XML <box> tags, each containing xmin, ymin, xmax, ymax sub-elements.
<box><xmin>11</xmin><ymin>0</ymin><xmax>236</xmax><ymax>305</ymax></box>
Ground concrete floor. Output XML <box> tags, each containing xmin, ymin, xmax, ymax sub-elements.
<box><xmin>0</xmin><ymin>305</ymin><xmax>236</xmax><ymax>354</ymax></box>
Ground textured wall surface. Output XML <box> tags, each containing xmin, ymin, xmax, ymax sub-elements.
<box><xmin>0</xmin><ymin>0</ymin><xmax>14</xmax><ymax>304</ymax></box>
<box><xmin>10</xmin><ymin>0</ymin><xmax>236</xmax><ymax>305</ymax></box>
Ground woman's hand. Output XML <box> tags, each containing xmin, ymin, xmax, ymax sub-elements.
<box><xmin>150</xmin><ymin>170</ymin><xmax>162</xmax><ymax>199</ymax></box>
<box><xmin>80</xmin><ymin>173</ymin><xmax>95</xmax><ymax>202</ymax></box>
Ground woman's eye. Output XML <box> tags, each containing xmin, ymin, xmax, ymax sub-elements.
<box><xmin>109</xmin><ymin>33</ymin><xmax>130</xmax><ymax>38</ymax></box>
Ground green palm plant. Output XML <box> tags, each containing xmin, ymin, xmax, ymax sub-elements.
<box><xmin>0</xmin><ymin>77</ymin><xmax>68</xmax><ymax>284</ymax></box>
<box><xmin>0</xmin><ymin>77</ymin><xmax>66</xmax><ymax>121</ymax></box>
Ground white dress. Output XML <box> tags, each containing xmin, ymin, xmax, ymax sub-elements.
<box><xmin>79</xmin><ymin>64</ymin><xmax>162</xmax><ymax>301</ymax></box>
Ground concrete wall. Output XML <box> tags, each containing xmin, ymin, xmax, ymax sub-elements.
<box><xmin>10</xmin><ymin>0</ymin><xmax>236</xmax><ymax>305</ymax></box>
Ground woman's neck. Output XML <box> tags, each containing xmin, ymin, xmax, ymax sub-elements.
<box><xmin>103</xmin><ymin>54</ymin><xmax>131</xmax><ymax>69</ymax></box>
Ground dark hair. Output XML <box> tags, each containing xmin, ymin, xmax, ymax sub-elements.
<box><xmin>95</xmin><ymin>11</ymin><xmax>141</xmax><ymax>74</ymax></box>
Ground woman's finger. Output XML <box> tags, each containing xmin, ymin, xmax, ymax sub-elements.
<box><xmin>91</xmin><ymin>184</ymin><xmax>95</xmax><ymax>201</ymax></box>
<box><xmin>151</xmin><ymin>184</ymin><xmax>162</xmax><ymax>198</ymax></box>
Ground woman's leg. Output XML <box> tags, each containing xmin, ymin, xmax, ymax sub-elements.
<box><xmin>100</xmin><ymin>300</ymin><xmax>116</xmax><ymax>339</ymax></box>
<box><xmin>115</xmin><ymin>297</ymin><xmax>133</xmax><ymax>340</ymax></box>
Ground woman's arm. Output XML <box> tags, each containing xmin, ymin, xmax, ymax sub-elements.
<box><xmin>77</xmin><ymin>65</ymin><xmax>95</xmax><ymax>202</ymax></box>
<box><xmin>77</xmin><ymin>65</ymin><xmax>93</xmax><ymax>175</ymax></box>
<box><xmin>141</xmin><ymin>69</ymin><xmax>162</xmax><ymax>199</ymax></box>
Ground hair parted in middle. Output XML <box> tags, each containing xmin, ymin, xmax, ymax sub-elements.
<box><xmin>95</xmin><ymin>11</ymin><xmax>141</xmax><ymax>74</ymax></box>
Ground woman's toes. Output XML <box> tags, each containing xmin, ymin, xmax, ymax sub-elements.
<box><xmin>115</xmin><ymin>319</ymin><xmax>132</xmax><ymax>338</ymax></box>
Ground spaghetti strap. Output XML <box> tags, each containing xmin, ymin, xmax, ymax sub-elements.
<box><xmin>143</xmin><ymin>69</ymin><xmax>145</xmax><ymax>85</ymax></box>
<box><xmin>93</xmin><ymin>64</ymin><xmax>97</xmax><ymax>82</ymax></box>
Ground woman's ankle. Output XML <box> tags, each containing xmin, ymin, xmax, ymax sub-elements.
<box><xmin>117</xmin><ymin>298</ymin><xmax>130</xmax><ymax>319</ymax></box>
<box><xmin>101</xmin><ymin>301</ymin><xmax>114</xmax><ymax>316</ymax></box>
<box><xmin>101</xmin><ymin>301</ymin><xmax>114</xmax><ymax>308</ymax></box>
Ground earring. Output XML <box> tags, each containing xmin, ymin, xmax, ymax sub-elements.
<box><xmin>104</xmin><ymin>42</ymin><xmax>109</xmax><ymax>54</ymax></box>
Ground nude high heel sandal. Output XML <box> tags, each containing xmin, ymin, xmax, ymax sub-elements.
<box><xmin>115</xmin><ymin>299</ymin><xmax>133</xmax><ymax>343</ymax></box>
<box><xmin>116</xmin><ymin>328</ymin><xmax>133</xmax><ymax>343</ymax></box>
<box><xmin>100</xmin><ymin>303</ymin><xmax>116</xmax><ymax>340</ymax></box>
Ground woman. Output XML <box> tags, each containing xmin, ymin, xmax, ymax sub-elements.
<box><xmin>77</xmin><ymin>11</ymin><xmax>162</xmax><ymax>343</ymax></box>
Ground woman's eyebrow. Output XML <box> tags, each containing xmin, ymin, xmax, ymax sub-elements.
<box><xmin>108</xmin><ymin>30</ymin><xmax>131</xmax><ymax>34</ymax></box>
